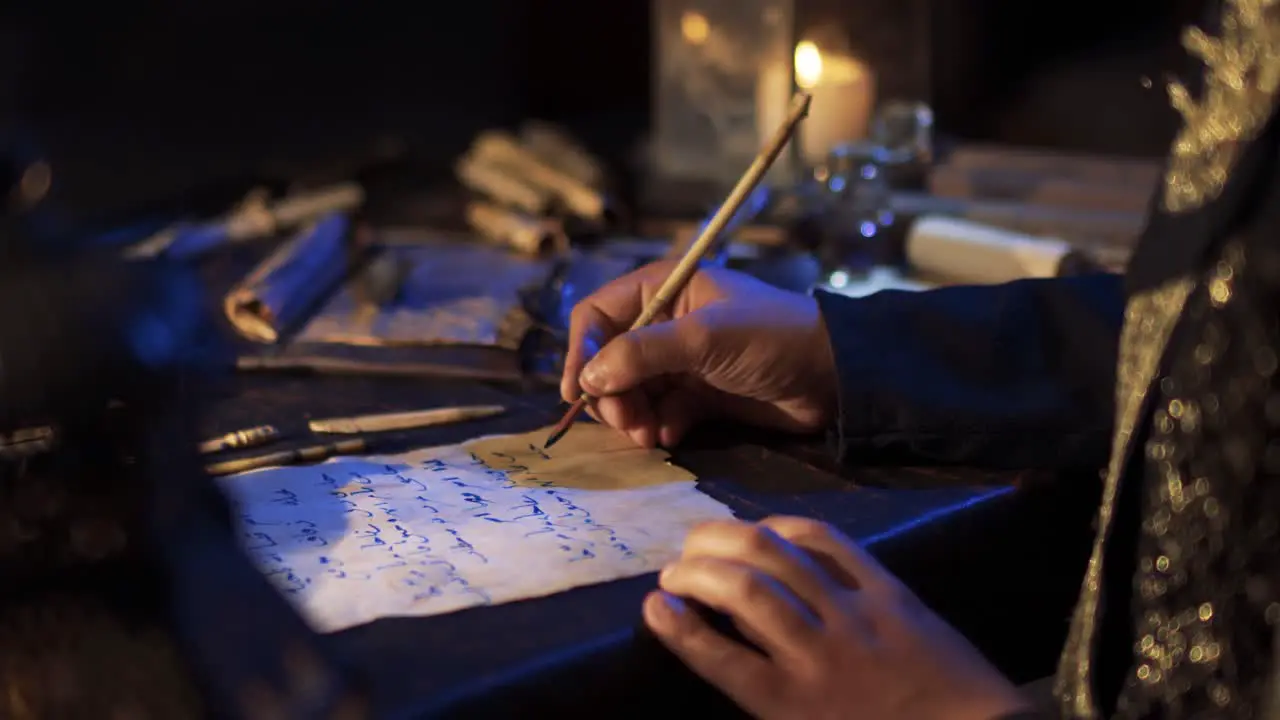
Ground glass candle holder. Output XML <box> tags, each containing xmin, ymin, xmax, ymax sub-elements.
<box><xmin>648</xmin><ymin>1</ymin><xmax>894</xmax><ymax>204</ymax></box>
<box><xmin>649</xmin><ymin>0</ymin><xmax>798</xmax><ymax>192</ymax></box>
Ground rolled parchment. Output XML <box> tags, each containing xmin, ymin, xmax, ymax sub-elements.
<box><xmin>469</xmin><ymin>131</ymin><xmax>608</xmax><ymax>221</ymax></box>
<box><xmin>906</xmin><ymin>215</ymin><xmax>1081</xmax><ymax>286</ymax></box>
<box><xmin>518</xmin><ymin>120</ymin><xmax>606</xmax><ymax>187</ymax></box>
<box><xmin>223</xmin><ymin>213</ymin><xmax>353</xmax><ymax>343</ymax></box>
<box><xmin>465</xmin><ymin>200</ymin><xmax>568</xmax><ymax>256</ymax></box>
<box><xmin>455</xmin><ymin>153</ymin><xmax>554</xmax><ymax>216</ymax></box>
<box><xmin>127</xmin><ymin>182</ymin><xmax>365</xmax><ymax>260</ymax></box>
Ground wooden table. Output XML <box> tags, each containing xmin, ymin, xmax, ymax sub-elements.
<box><xmin>203</xmin><ymin>370</ymin><xmax>1102</xmax><ymax>718</ymax></box>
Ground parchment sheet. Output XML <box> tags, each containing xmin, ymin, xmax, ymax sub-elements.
<box><xmin>216</xmin><ymin>423</ymin><xmax>734</xmax><ymax>632</ymax></box>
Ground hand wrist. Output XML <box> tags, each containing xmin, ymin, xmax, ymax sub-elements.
<box><xmin>808</xmin><ymin>298</ymin><xmax>841</xmax><ymax>428</ymax></box>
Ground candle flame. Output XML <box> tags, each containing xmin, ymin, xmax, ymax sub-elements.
<box><xmin>794</xmin><ymin>41</ymin><xmax>823</xmax><ymax>89</ymax></box>
<box><xmin>681</xmin><ymin>12</ymin><xmax>710</xmax><ymax>45</ymax></box>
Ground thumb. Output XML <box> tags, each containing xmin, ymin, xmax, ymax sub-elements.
<box><xmin>579</xmin><ymin>318</ymin><xmax>707</xmax><ymax>396</ymax></box>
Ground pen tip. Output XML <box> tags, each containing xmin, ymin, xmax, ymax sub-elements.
<box><xmin>542</xmin><ymin>428</ymin><xmax>565</xmax><ymax>450</ymax></box>
<box><xmin>543</xmin><ymin>394</ymin><xmax>587</xmax><ymax>451</ymax></box>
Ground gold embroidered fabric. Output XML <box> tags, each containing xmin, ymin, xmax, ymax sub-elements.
<box><xmin>1117</xmin><ymin>238</ymin><xmax>1279</xmax><ymax>716</ymax></box>
<box><xmin>1056</xmin><ymin>3</ymin><xmax>1280</xmax><ymax>711</ymax></box>
<box><xmin>1163</xmin><ymin>0</ymin><xmax>1280</xmax><ymax>213</ymax></box>
<box><xmin>1055</xmin><ymin>277</ymin><xmax>1193</xmax><ymax>718</ymax></box>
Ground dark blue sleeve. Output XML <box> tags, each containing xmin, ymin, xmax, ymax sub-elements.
<box><xmin>814</xmin><ymin>273</ymin><xmax>1125</xmax><ymax>470</ymax></box>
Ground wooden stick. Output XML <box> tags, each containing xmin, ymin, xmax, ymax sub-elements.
<box><xmin>205</xmin><ymin>438</ymin><xmax>367</xmax><ymax>477</ymax></box>
<box><xmin>543</xmin><ymin>92</ymin><xmax>813</xmax><ymax>449</ymax></box>
<box><xmin>308</xmin><ymin>405</ymin><xmax>507</xmax><ymax>434</ymax></box>
<box><xmin>235</xmin><ymin>355</ymin><xmax>530</xmax><ymax>384</ymax></box>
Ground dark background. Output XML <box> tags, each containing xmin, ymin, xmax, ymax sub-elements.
<box><xmin>0</xmin><ymin>0</ymin><xmax>1206</xmax><ymax>231</ymax></box>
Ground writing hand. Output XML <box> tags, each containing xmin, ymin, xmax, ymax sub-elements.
<box><xmin>561</xmin><ymin>262</ymin><xmax>838</xmax><ymax>448</ymax></box>
<box><xmin>643</xmin><ymin>517</ymin><xmax>1033</xmax><ymax>720</ymax></box>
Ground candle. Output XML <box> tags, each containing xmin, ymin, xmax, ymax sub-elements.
<box><xmin>756</xmin><ymin>62</ymin><xmax>793</xmax><ymax>148</ymax></box>
<box><xmin>795</xmin><ymin>41</ymin><xmax>875</xmax><ymax>162</ymax></box>
<box><xmin>757</xmin><ymin>40</ymin><xmax>875</xmax><ymax>165</ymax></box>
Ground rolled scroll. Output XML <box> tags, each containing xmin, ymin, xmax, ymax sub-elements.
<box><xmin>465</xmin><ymin>200</ymin><xmax>568</xmax><ymax>256</ymax></box>
<box><xmin>470</xmin><ymin>131</ymin><xmax>609</xmax><ymax>222</ymax></box>
<box><xmin>223</xmin><ymin>213</ymin><xmax>353</xmax><ymax>343</ymax></box>
<box><xmin>905</xmin><ymin>215</ymin><xmax>1083</xmax><ymax>285</ymax></box>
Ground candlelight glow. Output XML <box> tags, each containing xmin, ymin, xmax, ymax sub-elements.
<box><xmin>681</xmin><ymin>12</ymin><xmax>710</xmax><ymax>45</ymax></box>
<box><xmin>794</xmin><ymin>40</ymin><xmax>823</xmax><ymax>89</ymax></box>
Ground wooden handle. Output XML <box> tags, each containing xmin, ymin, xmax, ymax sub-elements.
<box><xmin>632</xmin><ymin>93</ymin><xmax>811</xmax><ymax>331</ymax></box>
<box><xmin>547</xmin><ymin>93</ymin><xmax>811</xmax><ymax>448</ymax></box>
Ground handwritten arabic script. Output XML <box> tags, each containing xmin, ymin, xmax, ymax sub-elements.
<box><xmin>216</xmin><ymin>426</ymin><xmax>735</xmax><ymax>633</ymax></box>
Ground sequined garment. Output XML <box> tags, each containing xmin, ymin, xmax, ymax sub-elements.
<box><xmin>1163</xmin><ymin>0</ymin><xmax>1280</xmax><ymax>213</ymax></box>
<box><xmin>1052</xmin><ymin>0</ymin><xmax>1280</xmax><ymax>717</ymax></box>
<box><xmin>1053</xmin><ymin>276</ymin><xmax>1194</xmax><ymax>719</ymax></box>
<box><xmin>1055</xmin><ymin>230</ymin><xmax>1280</xmax><ymax>720</ymax></box>
<box><xmin>1123</xmin><ymin>235</ymin><xmax>1280</xmax><ymax>718</ymax></box>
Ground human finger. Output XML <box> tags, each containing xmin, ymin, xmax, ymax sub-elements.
<box><xmin>579</xmin><ymin>316</ymin><xmax>710</xmax><ymax>398</ymax></box>
<box><xmin>563</xmin><ymin>303</ymin><xmax>617</xmax><ymax>402</ymax></box>
<box><xmin>759</xmin><ymin>516</ymin><xmax>896</xmax><ymax>593</ymax></box>
<box><xmin>658</xmin><ymin>556</ymin><xmax>820</xmax><ymax>660</ymax></box>
<box><xmin>591</xmin><ymin>391</ymin><xmax>658</xmax><ymax>448</ymax></box>
<box><xmin>680</xmin><ymin>520</ymin><xmax>841</xmax><ymax>617</ymax></box>
<box><xmin>654</xmin><ymin>390</ymin><xmax>709</xmax><ymax>449</ymax></box>
<box><xmin>642</xmin><ymin>590</ymin><xmax>783</xmax><ymax>718</ymax></box>
<box><xmin>563</xmin><ymin>262</ymin><xmax>687</xmax><ymax>400</ymax></box>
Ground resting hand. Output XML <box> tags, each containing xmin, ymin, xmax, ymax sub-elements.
<box><xmin>644</xmin><ymin>517</ymin><xmax>1033</xmax><ymax>720</ymax></box>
